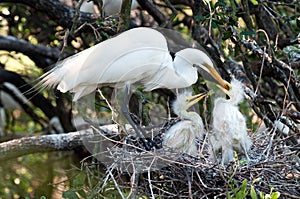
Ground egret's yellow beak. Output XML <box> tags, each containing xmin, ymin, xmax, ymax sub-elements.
<box><xmin>186</xmin><ymin>91</ymin><xmax>212</xmax><ymax>108</ymax></box>
<box><xmin>203</xmin><ymin>63</ymin><xmax>232</xmax><ymax>91</ymax></box>
<box><xmin>217</xmin><ymin>84</ymin><xmax>231</xmax><ymax>97</ymax></box>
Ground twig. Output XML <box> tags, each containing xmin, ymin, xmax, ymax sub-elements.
<box><xmin>147</xmin><ymin>157</ymin><xmax>156</xmax><ymax>199</ymax></box>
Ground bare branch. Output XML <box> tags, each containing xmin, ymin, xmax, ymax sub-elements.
<box><xmin>0</xmin><ymin>129</ymin><xmax>94</xmax><ymax>161</ymax></box>
<box><xmin>2</xmin><ymin>0</ymin><xmax>95</xmax><ymax>29</ymax></box>
<box><xmin>0</xmin><ymin>35</ymin><xmax>60</xmax><ymax>68</ymax></box>
<box><xmin>136</xmin><ymin>0</ymin><xmax>167</xmax><ymax>26</ymax></box>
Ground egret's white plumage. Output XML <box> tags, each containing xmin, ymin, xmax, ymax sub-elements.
<box><xmin>209</xmin><ymin>79</ymin><xmax>252</xmax><ymax>164</ymax></box>
<box><xmin>41</xmin><ymin>27</ymin><xmax>230</xmax><ymax>101</ymax></box>
<box><xmin>163</xmin><ymin>92</ymin><xmax>205</xmax><ymax>156</ymax></box>
<box><xmin>0</xmin><ymin>107</ymin><xmax>5</xmax><ymax>136</ymax></box>
<box><xmin>103</xmin><ymin>0</ymin><xmax>139</xmax><ymax>16</ymax></box>
<box><xmin>80</xmin><ymin>0</ymin><xmax>139</xmax><ymax>16</ymax></box>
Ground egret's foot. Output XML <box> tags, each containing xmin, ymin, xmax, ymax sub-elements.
<box><xmin>140</xmin><ymin>137</ymin><xmax>152</xmax><ymax>151</ymax></box>
<box><xmin>145</xmin><ymin>137</ymin><xmax>159</xmax><ymax>149</ymax></box>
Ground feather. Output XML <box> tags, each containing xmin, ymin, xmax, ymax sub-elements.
<box><xmin>210</xmin><ymin>79</ymin><xmax>252</xmax><ymax>164</ymax></box>
<box><xmin>41</xmin><ymin>28</ymin><xmax>171</xmax><ymax>100</ymax></box>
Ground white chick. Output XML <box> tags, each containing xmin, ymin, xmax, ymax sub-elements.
<box><xmin>163</xmin><ymin>91</ymin><xmax>206</xmax><ymax>156</ymax></box>
<box><xmin>209</xmin><ymin>79</ymin><xmax>252</xmax><ymax>164</ymax></box>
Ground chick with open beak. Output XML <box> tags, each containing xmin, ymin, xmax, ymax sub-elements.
<box><xmin>209</xmin><ymin>79</ymin><xmax>252</xmax><ymax>165</ymax></box>
<box><xmin>163</xmin><ymin>91</ymin><xmax>208</xmax><ymax>156</ymax></box>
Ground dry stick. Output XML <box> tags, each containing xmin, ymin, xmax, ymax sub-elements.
<box><xmin>195</xmin><ymin>171</ymin><xmax>223</xmax><ymax>191</ymax></box>
<box><xmin>147</xmin><ymin>157</ymin><xmax>156</xmax><ymax>199</ymax></box>
<box><xmin>108</xmin><ymin>168</ymin><xmax>126</xmax><ymax>199</ymax></box>
<box><xmin>128</xmin><ymin>163</ymin><xmax>138</xmax><ymax>199</ymax></box>
<box><xmin>203</xmin><ymin>0</ymin><xmax>213</xmax><ymax>38</ymax></box>
<box><xmin>58</xmin><ymin>0</ymin><xmax>83</xmax><ymax>61</ymax></box>
<box><xmin>161</xmin><ymin>0</ymin><xmax>178</xmax><ymax>27</ymax></box>
<box><xmin>97</xmin><ymin>89</ymin><xmax>118</xmax><ymax>124</ymax></box>
<box><xmin>90</xmin><ymin>125</ymin><xmax>204</xmax><ymax>169</ymax></box>
<box><xmin>57</xmin><ymin>29</ymin><xmax>70</xmax><ymax>61</ymax></box>
<box><xmin>254</xmin><ymin>30</ymin><xmax>269</xmax><ymax>94</ymax></box>
<box><xmin>242</xmin><ymin>39</ymin><xmax>300</xmax><ymax>132</ymax></box>
<box><xmin>74</xmin><ymin>22</ymin><xmax>102</xmax><ymax>41</ymax></box>
<box><xmin>70</xmin><ymin>0</ymin><xmax>85</xmax><ymax>35</ymax></box>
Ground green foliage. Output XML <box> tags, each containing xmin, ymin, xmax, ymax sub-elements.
<box><xmin>228</xmin><ymin>179</ymin><xmax>248</xmax><ymax>199</ymax></box>
<box><xmin>227</xmin><ymin>178</ymin><xmax>281</xmax><ymax>199</ymax></box>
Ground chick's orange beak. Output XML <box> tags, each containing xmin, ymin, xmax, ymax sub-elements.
<box><xmin>186</xmin><ymin>91</ymin><xmax>212</xmax><ymax>108</ymax></box>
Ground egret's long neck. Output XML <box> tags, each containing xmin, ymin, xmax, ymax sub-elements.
<box><xmin>179</xmin><ymin>110</ymin><xmax>204</xmax><ymax>129</ymax></box>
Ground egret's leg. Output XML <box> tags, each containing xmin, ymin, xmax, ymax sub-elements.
<box><xmin>121</xmin><ymin>84</ymin><xmax>151</xmax><ymax>151</ymax></box>
<box><xmin>184</xmin><ymin>166</ymin><xmax>193</xmax><ymax>198</ymax></box>
<box><xmin>241</xmin><ymin>143</ymin><xmax>250</xmax><ymax>161</ymax></box>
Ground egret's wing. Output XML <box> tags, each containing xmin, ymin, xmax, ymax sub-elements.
<box><xmin>40</xmin><ymin>45</ymin><xmax>97</xmax><ymax>92</ymax></box>
<box><xmin>143</xmin><ymin>49</ymin><xmax>200</xmax><ymax>91</ymax></box>
<box><xmin>41</xmin><ymin>28</ymin><xmax>170</xmax><ymax>100</ymax></box>
<box><xmin>163</xmin><ymin>120</ymin><xmax>200</xmax><ymax>155</ymax></box>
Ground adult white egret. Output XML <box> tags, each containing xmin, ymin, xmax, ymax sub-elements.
<box><xmin>41</xmin><ymin>27</ymin><xmax>230</xmax><ymax>100</ymax></box>
<box><xmin>40</xmin><ymin>27</ymin><xmax>231</xmax><ymax>149</ymax></box>
<box><xmin>80</xmin><ymin>0</ymin><xmax>139</xmax><ymax>16</ymax></box>
<box><xmin>163</xmin><ymin>91</ymin><xmax>207</xmax><ymax>156</ymax></box>
<box><xmin>209</xmin><ymin>79</ymin><xmax>252</xmax><ymax>164</ymax></box>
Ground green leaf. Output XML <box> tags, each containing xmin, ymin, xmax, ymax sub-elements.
<box><xmin>194</xmin><ymin>15</ymin><xmax>206</xmax><ymax>22</ymax></box>
<box><xmin>215</xmin><ymin>1</ymin><xmax>226</xmax><ymax>8</ymax></box>
<box><xmin>227</xmin><ymin>192</ymin><xmax>233</xmax><ymax>199</ymax></box>
<box><xmin>271</xmin><ymin>192</ymin><xmax>280</xmax><ymax>199</ymax></box>
<box><xmin>240</xmin><ymin>179</ymin><xmax>248</xmax><ymax>192</ymax></box>
<box><xmin>62</xmin><ymin>190</ymin><xmax>80</xmax><ymax>199</ymax></box>
<box><xmin>259</xmin><ymin>191</ymin><xmax>265</xmax><ymax>199</ymax></box>
<box><xmin>101</xmin><ymin>31</ymin><xmax>110</xmax><ymax>39</ymax></box>
<box><xmin>72</xmin><ymin>172</ymin><xmax>86</xmax><ymax>188</ymax></box>
<box><xmin>211</xmin><ymin>21</ymin><xmax>218</xmax><ymax>29</ymax></box>
<box><xmin>240</xmin><ymin>31</ymin><xmax>255</xmax><ymax>36</ymax></box>
<box><xmin>77</xmin><ymin>189</ymin><xmax>87</xmax><ymax>198</ymax></box>
<box><xmin>250</xmin><ymin>186</ymin><xmax>257</xmax><ymax>199</ymax></box>
<box><xmin>250</xmin><ymin>0</ymin><xmax>259</xmax><ymax>5</ymax></box>
<box><xmin>252</xmin><ymin>178</ymin><xmax>261</xmax><ymax>184</ymax></box>
<box><xmin>222</xmin><ymin>31</ymin><xmax>233</xmax><ymax>40</ymax></box>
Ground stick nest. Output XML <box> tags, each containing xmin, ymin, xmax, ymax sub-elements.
<box><xmin>82</xmin><ymin>122</ymin><xmax>300</xmax><ymax>198</ymax></box>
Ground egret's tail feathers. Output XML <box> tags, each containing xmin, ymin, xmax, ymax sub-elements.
<box><xmin>40</xmin><ymin>46</ymin><xmax>96</xmax><ymax>93</ymax></box>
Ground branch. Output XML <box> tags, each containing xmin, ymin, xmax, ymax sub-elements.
<box><xmin>0</xmin><ymin>70</ymin><xmax>60</xmax><ymax>120</ymax></box>
<box><xmin>169</xmin><ymin>0</ymin><xmax>193</xmax><ymax>6</ymax></box>
<box><xmin>118</xmin><ymin>0</ymin><xmax>133</xmax><ymax>32</ymax></box>
<box><xmin>0</xmin><ymin>35</ymin><xmax>60</xmax><ymax>68</ymax></box>
<box><xmin>0</xmin><ymin>129</ymin><xmax>94</xmax><ymax>161</ymax></box>
<box><xmin>241</xmin><ymin>39</ymin><xmax>300</xmax><ymax>111</ymax></box>
<box><xmin>136</xmin><ymin>0</ymin><xmax>167</xmax><ymax>25</ymax></box>
<box><xmin>3</xmin><ymin>0</ymin><xmax>95</xmax><ymax>29</ymax></box>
